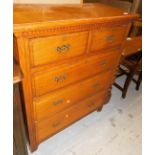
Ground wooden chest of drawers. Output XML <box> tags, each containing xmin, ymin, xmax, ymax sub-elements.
<box><xmin>13</xmin><ymin>3</ymin><xmax>138</xmax><ymax>152</ymax></box>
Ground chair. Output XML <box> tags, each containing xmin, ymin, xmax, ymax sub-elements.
<box><xmin>100</xmin><ymin>0</ymin><xmax>132</xmax><ymax>12</ymax></box>
<box><xmin>99</xmin><ymin>0</ymin><xmax>142</xmax><ymax>14</ymax></box>
<box><xmin>113</xmin><ymin>20</ymin><xmax>142</xmax><ymax>98</ymax></box>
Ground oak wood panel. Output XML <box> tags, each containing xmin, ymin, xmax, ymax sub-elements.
<box><xmin>90</xmin><ymin>25</ymin><xmax>127</xmax><ymax>52</ymax></box>
<box><xmin>32</xmin><ymin>49</ymin><xmax>120</xmax><ymax>96</ymax></box>
<box><xmin>29</xmin><ymin>31</ymin><xmax>88</xmax><ymax>66</ymax></box>
<box><xmin>34</xmin><ymin>71</ymin><xmax>113</xmax><ymax>121</ymax></box>
<box><xmin>36</xmin><ymin>91</ymin><xmax>107</xmax><ymax>142</ymax></box>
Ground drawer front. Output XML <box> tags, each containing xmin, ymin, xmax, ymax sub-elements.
<box><xmin>90</xmin><ymin>25</ymin><xmax>127</xmax><ymax>52</ymax></box>
<box><xmin>32</xmin><ymin>49</ymin><xmax>120</xmax><ymax>96</ymax></box>
<box><xmin>30</xmin><ymin>31</ymin><xmax>88</xmax><ymax>66</ymax></box>
<box><xmin>34</xmin><ymin>71</ymin><xmax>112</xmax><ymax>121</ymax></box>
<box><xmin>36</xmin><ymin>91</ymin><xmax>107</xmax><ymax>142</ymax></box>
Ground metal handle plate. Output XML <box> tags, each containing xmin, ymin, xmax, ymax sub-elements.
<box><xmin>92</xmin><ymin>83</ymin><xmax>100</xmax><ymax>89</ymax></box>
<box><xmin>56</xmin><ymin>44</ymin><xmax>71</xmax><ymax>53</ymax></box>
<box><xmin>52</xmin><ymin>121</ymin><xmax>62</xmax><ymax>128</ymax></box>
<box><xmin>105</xmin><ymin>35</ymin><xmax>115</xmax><ymax>42</ymax></box>
<box><xmin>53</xmin><ymin>99</ymin><xmax>64</xmax><ymax>106</ymax></box>
<box><xmin>100</xmin><ymin>60</ymin><xmax>107</xmax><ymax>66</ymax></box>
<box><xmin>53</xmin><ymin>73</ymin><xmax>67</xmax><ymax>82</ymax></box>
<box><xmin>87</xmin><ymin>102</ymin><xmax>95</xmax><ymax>108</ymax></box>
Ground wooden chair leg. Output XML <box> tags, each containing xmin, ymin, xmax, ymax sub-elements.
<box><xmin>136</xmin><ymin>71</ymin><xmax>142</xmax><ymax>90</ymax></box>
<box><xmin>122</xmin><ymin>69</ymin><xmax>135</xmax><ymax>98</ymax></box>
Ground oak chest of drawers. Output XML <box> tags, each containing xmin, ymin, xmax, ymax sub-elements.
<box><xmin>13</xmin><ymin>3</ymin><xmax>138</xmax><ymax>151</ymax></box>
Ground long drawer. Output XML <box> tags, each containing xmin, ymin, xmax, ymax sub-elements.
<box><xmin>90</xmin><ymin>25</ymin><xmax>127</xmax><ymax>52</ymax></box>
<box><xmin>34</xmin><ymin>71</ymin><xmax>113</xmax><ymax>121</ymax></box>
<box><xmin>29</xmin><ymin>31</ymin><xmax>88</xmax><ymax>67</ymax></box>
<box><xmin>36</xmin><ymin>91</ymin><xmax>107</xmax><ymax>143</ymax></box>
<box><xmin>32</xmin><ymin>49</ymin><xmax>120</xmax><ymax>96</ymax></box>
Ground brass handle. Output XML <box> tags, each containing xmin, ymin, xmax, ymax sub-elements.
<box><xmin>87</xmin><ymin>102</ymin><xmax>95</xmax><ymax>108</ymax></box>
<box><xmin>92</xmin><ymin>83</ymin><xmax>99</xmax><ymax>89</ymax></box>
<box><xmin>56</xmin><ymin>44</ymin><xmax>71</xmax><ymax>53</ymax></box>
<box><xmin>105</xmin><ymin>35</ymin><xmax>115</xmax><ymax>42</ymax></box>
<box><xmin>53</xmin><ymin>99</ymin><xmax>64</xmax><ymax>106</ymax></box>
<box><xmin>100</xmin><ymin>60</ymin><xmax>107</xmax><ymax>66</ymax></box>
<box><xmin>53</xmin><ymin>73</ymin><xmax>67</xmax><ymax>82</ymax></box>
<box><xmin>65</xmin><ymin>114</ymin><xmax>69</xmax><ymax>118</ymax></box>
<box><xmin>52</xmin><ymin>121</ymin><xmax>62</xmax><ymax>128</ymax></box>
<box><xmin>52</xmin><ymin>114</ymin><xmax>69</xmax><ymax>128</ymax></box>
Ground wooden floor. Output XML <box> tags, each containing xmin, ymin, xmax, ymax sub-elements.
<box><xmin>28</xmin><ymin>75</ymin><xmax>142</xmax><ymax>155</ymax></box>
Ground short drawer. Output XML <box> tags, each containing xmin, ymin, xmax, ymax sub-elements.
<box><xmin>29</xmin><ymin>31</ymin><xmax>88</xmax><ymax>66</ymax></box>
<box><xmin>34</xmin><ymin>71</ymin><xmax>112</xmax><ymax>121</ymax></box>
<box><xmin>36</xmin><ymin>91</ymin><xmax>107</xmax><ymax>142</ymax></box>
<box><xmin>90</xmin><ymin>25</ymin><xmax>127</xmax><ymax>52</ymax></box>
<box><xmin>32</xmin><ymin>49</ymin><xmax>120</xmax><ymax>96</ymax></box>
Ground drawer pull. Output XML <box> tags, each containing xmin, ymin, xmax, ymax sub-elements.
<box><xmin>53</xmin><ymin>99</ymin><xmax>64</xmax><ymax>106</ymax></box>
<box><xmin>92</xmin><ymin>83</ymin><xmax>100</xmax><ymax>89</ymax></box>
<box><xmin>65</xmin><ymin>114</ymin><xmax>69</xmax><ymax>118</ymax></box>
<box><xmin>52</xmin><ymin>121</ymin><xmax>62</xmax><ymax>128</ymax></box>
<box><xmin>66</xmin><ymin>100</ymin><xmax>71</xmax><ymax>103</ymax></box>
<box><xmin>56</xmin><ymin>44</ymin><xmax>71</xmax><ymax>53</ymax></box>
<box><xmin>53</xmin><ymin>73</ymin><xmax>67</xmax><ymax>82</ymax></box>
<box><xmin>87</xmin><ymin>102</ymin><xmax>95</xmax><ymax>108</ymax></box>
<box><xmin>100</xmin><ymin>60</ymin><xmax>107</xmax><ymax>66</ymax></box>
<box><xmin>105</xmin><ymin>35</ymin><xmax>115</xmax><ymax>42</ymax></box>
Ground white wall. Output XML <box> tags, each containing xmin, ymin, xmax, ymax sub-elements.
<box><xmin>14</xmin><ymin>0</ymin><xmax>82</xmax><ymax>4</ymax></box>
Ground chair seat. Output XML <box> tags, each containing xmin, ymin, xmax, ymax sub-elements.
<box><xmin>114</xmin><ymin>52</ymin><xmax>142</xmax><ymax>98</ymax></box>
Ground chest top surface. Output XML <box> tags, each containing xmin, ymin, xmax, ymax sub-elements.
<box><xmin>13</xmin><ymin>3</ymin><xmax>138</xmax><ymax>34</ymax></box>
